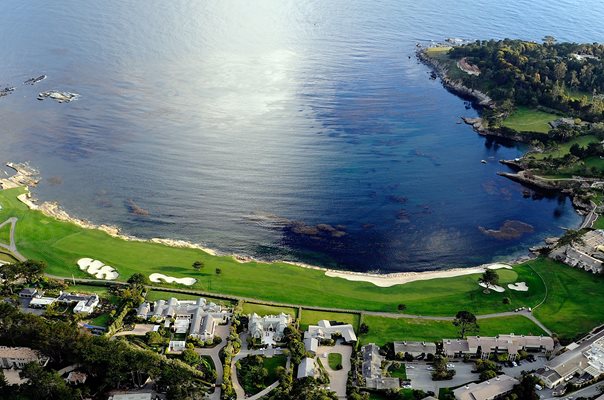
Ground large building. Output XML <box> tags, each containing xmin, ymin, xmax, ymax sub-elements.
<box><xmin>536</xmin><ymin>329</ymin><xmax>604</xmax><ymax>388</ymax></box>
<box><xmin>551</xmin><ymin>230</ymin><xmax>604</xmax><ymax>274</ymax></box>
<box><xmin>0</xmin><ymin>346</ymin><xmax>49</xmax><ymax>369</ymax></box>
<box><xmin>304</xmin><ymin>320</ymin><xmax>357</xmax><ymax>343</ymax></box>
<box><xmin>361</xmin><ymin>343</ymin><xmax>399</xmax><ymax>390</ymax></box>
<box><xmin>57</xmin><ymin>292</ymin><xmax>100</xmax><ymax>314</ymax></box>
<box><xmin>453</xmin><ymin>374</ymin><xmax>518</xmax><ymax>400</ymax></box>
<box><xmin>394</xmin><ymin>341</ymin><xmax>437</xmax><ymax>358</ymax></box>
<box><xmin>443</xmin><ymin>334</ymin><xmax>554</xmax><ymax>360</ymax></box>
<box><xmin>137</xmin><ymin>297</ymin><xmax>229</xmax><ymax>342</ymax></box>
<box><xmin>248</xmin><ymin>313</ymin><xmax>292</xmax><ymax>345</ymax></box>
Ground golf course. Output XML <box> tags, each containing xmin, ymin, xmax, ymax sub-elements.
<box><xmin>1</xmin><ymin>186</ymin><xmax>604</xmax><ymax>341</ymax></box>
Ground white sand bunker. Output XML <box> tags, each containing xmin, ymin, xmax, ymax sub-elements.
<box><xmin>77</xmin><ymin>258</ymin><xmax>119</xmax><ymax>280</ymax></box>
<box><xmin>478</xmin><ymin>282</ymin><xmax>505</xmax><ymax>292</ymax></box>
<box><xmin>508</xmin><ymin>282</ymin><xmax>529</xmax><ymax>292</ymax></box>
<box><xmin>149</xmin><ymin>273</ymin><xmax>196</xmax><ymax>286</ymax></box>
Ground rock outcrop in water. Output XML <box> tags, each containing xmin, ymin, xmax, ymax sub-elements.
<box><xmin>479</xmin><ymin>220</ymin><xmax>534</xmax><ymax>240</ymax></box>
<box><xmin>24</xmin><ymin>75</ymin><xmax>47</xmax><ymax>85</ymax></box>
<box><xmin>0</xmin><ymin>86</ymin><xmax>15</xmax><ymax>98</ymax></box>
<box><xmin>37</xmin><ymin>91</ymin><xmax>79</xmax><ymax>103</ymax></box>
<box><xmin>125</xmin><ymin>199</ymin><xmax>150</xmax><ymax>217</ymax></box>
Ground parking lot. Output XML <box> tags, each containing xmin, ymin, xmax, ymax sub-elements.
<box><xmin>405</xmin><ymin>360</ymin><xmax>479</xmax><ymax>393</ymax></box>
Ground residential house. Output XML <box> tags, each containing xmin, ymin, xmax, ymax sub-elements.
<box><xmin>137</xmin><ymin>297</ymin><xmax>229</xmax><ymax>343</ymax></box>
<box><xmin>248</xmin><ymin>313</ymin><xmax>292</xmax><ymax>345</ymax></box>
<box><xmin>297</xmin><ymin>357</ymin><xmax>315</xmax><ymax>379</ymax></box>
<box><xmin>57</xmin><ymin>292</ymin><xmax>100</xmax><ymax>314</ymax></box>
<box><xmin>394</xmin><ymin>341</ymin><xmax>437</xmax><ymax>358</ymax></box>
<box><xmin>18</xmin><ymin>288</ymin><xmax>41</xmax><ymax>298</ymax></box>
<box><xmin>304</xmin><ymin>320</ymin><xmax>357</xmax><ymax>343</ymax></box>
<box><xmin>443</xmin><ymin>334</ymin><xmax>554</xmax><ymax>360</ymax></box>
<box><xmin>0</xmin><ymin>346</ymin><xmax>49</xmax><ymax>369</ymax></box>
<box><xmin>362</xmin><ymin>343</ymin><xmax>399</xmax><ymax>390</ymax></box>
<box><xmin>304</xmin><ymin>337</ymin><xmax>318</xmax><ymax>355</ymax></box>
<box><xmin>453</xmin><ymin>374</ymin><xmax>518</xmax><ymax>400</ymax></box>
<box><xmin>65</xmin><ymin>371</ymin><xmax>88</xmax><ymax>385</ymax></box>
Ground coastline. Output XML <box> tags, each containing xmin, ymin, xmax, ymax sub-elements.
<box><xmin>0</xmin><ymin>160</ymin><xmax>563</xmax><ymax>288</ymax></box>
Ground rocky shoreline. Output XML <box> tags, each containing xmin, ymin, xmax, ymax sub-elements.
<box><xmin>417</xmin><ymin>45</ymin><xmax>599</xmax><ymax>242</ymax></box>
<box><xmin>1</xmin><ymin>161</ymin><xmax>543</xmax><ymax>287</ymax></box>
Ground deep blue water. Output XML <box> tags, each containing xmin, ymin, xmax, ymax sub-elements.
<box><xmin>1</xmin><ymin>0</ymin><xmax>602</xmax><ymax>272</ymax></box>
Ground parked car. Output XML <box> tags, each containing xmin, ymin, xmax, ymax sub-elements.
<box><xmin>426</xmin><ymin>366</ymin><xmax>434</xmax><ymax>370</ymax></box>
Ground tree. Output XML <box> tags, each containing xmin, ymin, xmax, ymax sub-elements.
<box><xmin>509</xmin><ymin>373</ymin><xmax>541</xmax><ymax>400</ymax></box>
<box><xmin>480</xmin><ymin>369</ymin><xmax>497</xmax><ymax>381</ymax></box>
<box><xmin>431</xmin><ymin>356</ymin><xmax>455</xmax><ymax>381</ymax></box>
<box><xmin>453</xmin><ymin>311</ymin><xmax>479</xmax><ymax>338</ymax></box>
<box><xmin>192</xmin><ymin>260</ymin><xmax>204</xmax><ymax>271</ymax></box>
<box><xmin>359</xmin><ymin>323</ymin><xmax>369</xmax><ymax>335</ymax></box>
<box><xmin>479</xmin><ymin>269</ymin><xmax>499</xmax><ymax>293</ymax></box>
<box><xmin>397</xmin><ymin>304</ymin><xmax>407</xmax><ymax>311</ymax></box>
<box><xmin>181</xmin><ymin>348</ymin><xmax>201</xmax><ymax>367</ymax></box>
<box><xmin>215</xmin><ymin>268</ymin><xmax>222</xmax><ymax>275</ymax></box>
<box><xmin>127</xmin><ymin>273</ymin><xmax>148</xmax><ymax>287</ymax></box>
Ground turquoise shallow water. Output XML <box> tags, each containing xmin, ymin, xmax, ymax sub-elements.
<box><xmin>0</xmin><ymin>0</ymin><xmax>601</xmax><ymax>272</ymax></box>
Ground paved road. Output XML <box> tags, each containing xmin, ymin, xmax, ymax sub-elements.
<box><xmin>406</xmin><ymin>361</ymin><xmax>478</xmax><ymax>394</ymax></box>
<box><xmin>196</xmin><ymin>324</ymin><xmax>231</xmax><ymax>400</ymax></box>
<box><xmin>0</xmin><ymin>217</ymin><xmax>26</xmax><ymax>261</ymax></box>
<box><xmin>316</xmin><ymin>344</ymin><xmax>352</xmax><ymax>399</ymax></box>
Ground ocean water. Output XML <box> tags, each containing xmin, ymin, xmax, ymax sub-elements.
<box><xmin>0</xmin><ymin>0</ymin><xmax>601</xmax><ymax>272</ymax></box>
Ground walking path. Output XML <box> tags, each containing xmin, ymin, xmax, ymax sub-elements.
<box><xmin>0</xmin><ymin>217</ymin><xmax>26</xmax><ymax>261</ymax></box>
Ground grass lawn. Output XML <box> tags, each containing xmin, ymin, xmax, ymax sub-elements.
<box><xmin>2</xmin><ymin>187</ymin><xmax>604</xmax><ymax>340</ymax></box>
<box><xmin>66</xmin><ymin>284</ymin><xmax>120</xmax><ymax>304</ymax></box>
<box><xmin>263</xmin><ymin>355</ymin><xmax>287</xmax><ymax>382</ymax></box>
<box><xmin>241</xmin><ymin>302</ymin><xmax>297</xmax><ymax>319</ymax></box>
<box><xmin>528</xmin><ymin>135</ymin><xmax>599</xmax><ymax>160</ymax></box>
<box><xmin>299</xmin><ymin>310</ymin><xmax>360</xmax><ymax>331</ymax></box>
<box><xmin>388</xmin><ymin>363</ymin><xmax>406</xmax><ymax>379</ymax></box>
<box><xmin>145</xmin><ymin>290</ymin><xmax>233</xmax><ymax>306</ymax></box>
<box><xmin>0</xmin><ymin>220</ymin><xmax>11</xmax><ymax>246</ymax></box>
<box><xmin>359</xmin><ymin>315</ymin><xmax>546</xmax><ymax>346</ymax></box>
<box><xmin>89</xmin><ymin>313</ymin><xmax>111</xmax><ymax>327</ymax></box>
<box><xmin>502</xmin><ymin>106</ymin><xmax>559</xmax><ymax>133</ymax></box>
<box><xmin>328</xmin><ymin>353</ymin><xmax>342</xmax><ymax>370</ymax></box>
<box><xmin>529</xmin><ymin>258</ymin><xmax>604</xmax><ymax>340</ymax></box>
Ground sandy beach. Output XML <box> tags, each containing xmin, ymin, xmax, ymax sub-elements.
<box><xmin>323</xmin><ymin>263</ymin><xmax>513</xmax><ymax>287</ymax></box>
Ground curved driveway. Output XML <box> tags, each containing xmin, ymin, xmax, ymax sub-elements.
<box><xmin>0</xmin><ymin>217</ymin><xmax>26</xmax><ymax>261</ymax></box>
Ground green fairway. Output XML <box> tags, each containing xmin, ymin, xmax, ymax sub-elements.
<box><xmin>359</xmin><ymin>315</ymin><xmax>546</xmax><ymax>346</ymax></box>
<box><xmin>2</xmin><ymin>187</ymin><xmax>604</xmax><ymax>339</ymax></box>
<box><xmin>299</xmin><ymin>310</ymin><xmax>360</xmax><ymax>331</ymax></box>
<box><xmin>328</xmin><ymin>353</ymin><xmax>342</xmax><ymax>369</ymax></box>
<box><xmin>0</xmin><ymin>187</ymin><xmax>549</xmax><ymax>315</ymax></box>
<box><xmin>529</xmin><ymin>258</ymin><xmax>604</xmax><ymax>340</ymax></box>
<box><xmin>502</xmin><ymin>106</ymin><xmax>559</xmax><ymax>133</ymax></box>
<box><xmin>241</xmin><ymin>303</ymin><xmax>297</xmax><ymax>318</ymax></box>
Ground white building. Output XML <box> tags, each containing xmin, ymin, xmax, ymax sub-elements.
<box><xmin>57</xmin><ymin>292</ymin><xmax>100</xmax><ymax>314</ymax></box>
<box><xmin>0</xmin><ymin>346</ymin><xmax>49</xmax><ymax>369</ymax></box>
<box><xmin>248</xmin><ymin>313</ymin><xmax>292</xmax><ymax>345</ymax></box>
<box><xmin>297</xmin><ymin>357</ymin><xmax>315</xmax><ymax>379</ymax></box>
<box><xmin>137</xmin><ymin>297</ymin><xmax>229</xmax><ymax>342</ymax></box>
<box><xmin>304</xmin><ymin>320</ymin><xmax>357</xmax><ymax>343</ymax></box>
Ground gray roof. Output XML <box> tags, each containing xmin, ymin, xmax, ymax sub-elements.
<box><xmin>394</xmin><ymin>341</ymin><xmax>437</xmax><ymax>355</ymax></box>
<box><xmin>453</xmin><ymin>374</ymin><xmax>518</xmax><ymax>400</ymax></box>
